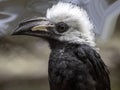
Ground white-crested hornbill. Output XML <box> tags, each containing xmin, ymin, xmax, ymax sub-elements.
<box><xmin>12</xmin><ymin>0</ymin><xmax>111</xmax><ymax>90</ymax></box>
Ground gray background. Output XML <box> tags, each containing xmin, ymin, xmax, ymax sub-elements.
<box><xmin>0</xmin><ymin>0</ymin><xmax>120</xmax><ymax>90</ymax></box>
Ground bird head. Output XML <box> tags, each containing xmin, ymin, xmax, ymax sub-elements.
<box><xmin>13</xmin><ymin>2</ymin><xmax>96</xmax><ymax>47</ymax></box>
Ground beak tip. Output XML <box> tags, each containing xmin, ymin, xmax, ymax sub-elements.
<box><xmin>12</xmin><ymin>26</ymin><xmax>25</xmax><ymax>35</ymax></box>
<box><xmin>12</xmin><ymin>29</ymin><xmax>22</xmax><ymax>35</ymax></box>
<box><xmin>11</xmin><ymin>32</ymin><xmax>16</xmax><ymax>36</ymax></box>
<box><xmin>12</xmin><ymin>31</ymin><xmax>17</xmax><ymax>35</ymax></box>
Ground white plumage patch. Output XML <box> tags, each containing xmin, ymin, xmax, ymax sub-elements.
<box><xmin>46</xmin><ymin>2</ymin><xmax>96</xmax><ymax>48</ymax></box>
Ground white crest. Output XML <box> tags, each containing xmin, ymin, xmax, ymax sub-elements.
<box><xmin>46</xmin><ymin>2</ymin><xmax>96</xmax><ymax>48</ymax></box>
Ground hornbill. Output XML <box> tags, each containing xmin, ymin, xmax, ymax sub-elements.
<box><xmin>12</xmin><ymin>0</ymin><xmax>111</xmax><ymax>90</ymax></box>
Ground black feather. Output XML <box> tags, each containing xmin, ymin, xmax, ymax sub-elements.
<box><xmin>48</xmin><ymin>40</ymin><xmax>110</xmax><ymax>90</ymax></box>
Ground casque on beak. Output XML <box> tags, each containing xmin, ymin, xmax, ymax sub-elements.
<box><xmin>12</xmin><ymin>17</ymin><xmax>55</xmax><ymax>37</ymax></box>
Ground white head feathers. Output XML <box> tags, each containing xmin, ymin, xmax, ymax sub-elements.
<box><xmin>46</xmin><ymin>2</ymin><xmax>96</xmax><ymax>48</ymax></box>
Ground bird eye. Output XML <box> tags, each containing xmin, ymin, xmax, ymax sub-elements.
<box><xmin>55</xmin><ymin>22</ymin><xmax>69</xmax><ymax>33</ymax></box>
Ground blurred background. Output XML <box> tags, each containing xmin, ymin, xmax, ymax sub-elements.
<box><xmin>0</xmin><ymin>0</ymin><xmax>120</xmax><ymax>90</ymax></box>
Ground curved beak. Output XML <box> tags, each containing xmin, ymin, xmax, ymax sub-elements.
<box><xmin>12</xmin><ymin>17</ymin><xmax>55</xmax><ymax>37</ymax></box>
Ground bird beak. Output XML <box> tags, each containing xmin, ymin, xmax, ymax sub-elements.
<box><xmin>12</xmin><ymin>17</ymin><xmax>55</xmax><ymax>37</ymax></box>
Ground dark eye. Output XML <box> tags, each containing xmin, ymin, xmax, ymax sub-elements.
<box><xmin>55</xmin><ymin>22</ymin><xmax>69</xmax><ymax>33</ymax></box>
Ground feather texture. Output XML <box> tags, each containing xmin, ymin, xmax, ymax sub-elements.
<box><xmin>46</xmin><ymin>2</ymin><xmax>95</xmax><ymax>47</ymax></box>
